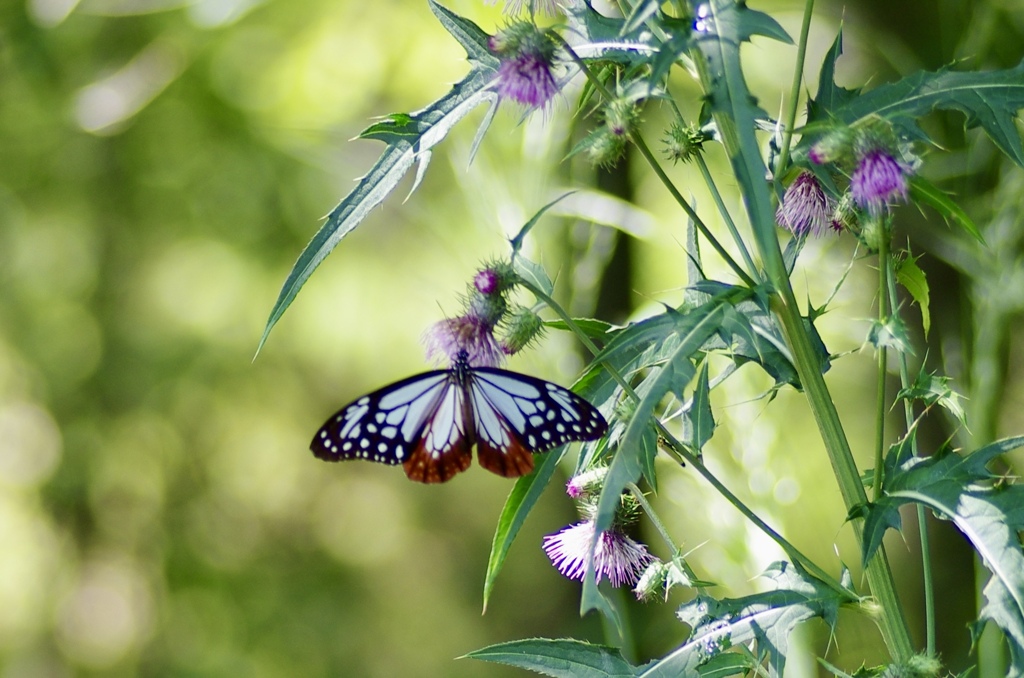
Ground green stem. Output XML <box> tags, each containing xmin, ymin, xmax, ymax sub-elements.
<box><xmin>554</xmin><ymin>40</ymin><xmax>758</xmax><ymax>289</ymax></box>
<box><xmin>885</xmin><ymin>258</ymin><xmax>936</xmax><ymax>657</ymax></box>
<box><xmin>631</xmin><ymin>134</ymin><xmax>758</xmax><ymax>288</ymax></box>
<box><xmin>685</xmin><ymin>7</ymin><xmax>915</xmax><ymax>656</ymax></box>
<box><xmin>694</xmin><ymin>153</ymin><xmax>760</xmax><ymax>278</ymax></box>
<box><xmin>524</xmin><ymin>280</ymin><xmax>853</xmax><ymax>600</ymax></box>
<box><xmin>873</xmin><ymin>231</ymin><xmax>890</xmax><ymax>500</ymax></box>
<box><xmin>627</xmin><ymin>482</ymin><xmax>679</xmax><ymax>555</ymax></box>
<box><xmin>776</xmin><ymin>0</ymin><xmax>816</xmax><ymax>177</ymax></box>
<box><xmin>627</xmin><ymin>482</ymin><xmax>707</xmax><ymax>591</ymax></box>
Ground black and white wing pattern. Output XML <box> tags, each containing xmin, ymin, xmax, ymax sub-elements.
<box><xmin>311</xmin><ymin>370</ymin><xmax>473</xmax><ymax>482</ymax></box>
<box><xmin>467</xmin><ymin>368</ymin><xmax>608</xmax><ymax>478</ymax></box>
<box><xmin>311</xmin><ymin>358</ymin><xmax>608</xmax><ymax>483</ymax></box>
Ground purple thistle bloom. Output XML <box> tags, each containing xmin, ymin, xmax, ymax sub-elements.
<box><xmin>543</xmin><ymin>520</ymin><xmax>653</xmax><ymax>588</ymax></box>
<box><xmin>851</xmin><ymin>148</ymin><xmax>910</xmax><ymax>216</ymax></box>
<box><xmin>776</xmin><ymin>171</ymin><xmax>839</xmax><ymax>237</ymax></box>
<box><xmin>474</xmin><ymin>268</ymin><xmax>500</xmax><ymax>296</ymax></box>
<box><xmin>495</xmin><ymin>52</ymin><xmax>559</xmax><ymax>110</ymax></box>
<box><xmin>423</xmin><ymin>316</ymin><xmax>503</xmax><ymax>368</ymax></box>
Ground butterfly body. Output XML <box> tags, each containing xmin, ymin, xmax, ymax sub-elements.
<box><xmin>311</xmin><ymin>351</ymin><xmax>607</xmax><ymax>483</ymax></box>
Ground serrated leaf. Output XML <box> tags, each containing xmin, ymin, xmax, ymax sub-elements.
<box><xmin>649</xmin><ymin>18</ymin><xmax>692</xmax><ymax>85</ymax></box>
<box><xmin>564</xmin><ymin>0</ymin><xmax>658</xmax><ymax>67</ymax></box>
<box><xmin>483</xmin><ymin>448</ymin><xmax>565</xmax><ymax>612</ymax></box>
<box><xmin>464</xmin><ymin>638</ymin><xmax>637</xmax><ymax>677</ymax></box>
<box><xmin>807</xmin><ymin>30</ymin><xmax>858</xmax><ymax>122</ymax></box>
<box><xmin>729</xmin><ymin>6</ymin><xmax>793</xmax><ymax>44</ymax></box>
<box><xmin>691</xmin><ymin>0</ymin><xmax>785</xmax><ymax>274</ymax></box>
<box><xmin>641</xmin><ymin>562</ymin><xmax>850</xmax><ymax>677</ymax></box>
<box><xmin>256</xmin><ymin>2</ymin><xmax>499</xmax><ymax>354</ymax></box>
<box><xmin>867</xmin><ymin>316</ymin><xmax>913</xmax><ymax>354</ymax></box>
<box><xmin>858</xmin><ymin>436</ymin><xmax>1024</xmax><ymax>663</ymax></box>
<box><xmin>682</xmin><ymin>360</ymin><xmax>715</xmax><ymax>452</ymax></box>
<box><xmin>895</xmin><ymin>369</ymin><xmax>967</xmax><ymax>427</ymax></box>
<box><xmin>818</xmin><ymin>58</ymin><xmax>1024</xmax><ymax>167</ymax></box>
<box><xmin>975</xmin><ymin>576</ymin><xmax>1024</xmax><ymax>676</ymax></box>
<box><xmin>621</xmin><ymin>0</ymin><xmax>659</xmax><ymax>35</ymax></box>
<box><xmin>592</xmin><ymin>303</ymin><xmax>727</xmax><ymax>535</ymax></box>
<box><xmin>696</xmin><ymin>651</ymin><xmax>756</xmax><ymax>677</ymax></box>
<box><xmin>894</xmin><ymin>254</ymin><xmax>931</xmax><ymax>337</ymax></box>
<box><xmin>908</xmin><ymin>175</ymin><xmax>984</xmax><ymax>244</ymax></box>
<box><xmin>545</xmin><ymin>317</ymin><xmax>619</xmax><ymax>340</ymax></box>
<box><xmin>717</xmin><ymin>295</ymin><xmax>830</xmax><ymax>388</ymax></box>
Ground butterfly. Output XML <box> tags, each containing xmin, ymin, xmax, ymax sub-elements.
<box><xmin>310</xmin><ymin>350</ymin><xmax>608</xmax><ymax>483</ymax></box>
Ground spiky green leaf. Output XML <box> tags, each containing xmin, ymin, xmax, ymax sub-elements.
<box><xmin>258</xmin><ymin>1</ymin><xmax>498</xmax><ymax>353</ymax></box>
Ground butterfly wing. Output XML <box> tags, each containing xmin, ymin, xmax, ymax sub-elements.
<box><xmin>468</xmin><ymin>368</ymin><xmax>608</xmax><ymax>478</ymax></box>
<box><xmin>400</xmin><ymin>374</ymin><xmax>475</xmax><ymax>483</ymax></box>
<box><xmin>311</xmin><ymin>369</ymin><xmax>477</xmax><ymax>483</ymax></box>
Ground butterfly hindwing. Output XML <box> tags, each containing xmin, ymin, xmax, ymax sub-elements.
<box><xmin>401</xmin><ymin>377</ymin><xmax>475</xmax><ymax>482</ymax></box>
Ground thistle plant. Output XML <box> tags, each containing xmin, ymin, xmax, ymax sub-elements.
<box><xmin>263</xmin><ymin>0</ymin><xmax>1024</xmax><ymax>674</ymax></box>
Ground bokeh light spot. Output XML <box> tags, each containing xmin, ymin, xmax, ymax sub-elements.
<box><xmin>0</xmin><ymin>402</ymin><xmax>62</xmax><ymax>488</ymax></box>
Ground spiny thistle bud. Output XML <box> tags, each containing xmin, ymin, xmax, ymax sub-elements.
<box><xmin>566</xmin><ymin>466</ymin><xmax>609</xmax><ymax>499</ymax></box>
<box><xmin>466</xmin><ymin>287</ymin><xmax>506</xmax><ymax>327</ymax></box>
<box><xmin>583</xmin><ymin>127</ymin><xmax>628</xmax><ymax>168</ymax></box>
<box><xmin>500</xmin><ymin>305</ymin><xmax>544</xmax><ymax>356</ymax></box>
<box><xmin>474</xmin><ymin>268</ymin><xmax>500</xmax><ymax>296</ymax></box>
<box><xmin>603</xmin><ymin>99</ymin><xmax>638</xmax><ymax>138</ymax></box>
<box><xmin>809</xmin><ymin>126</ymin><xmax>854</xmax><ymax>165</ymax></box>
<box><xmin>473</xmin><ymin>261</ymin><xmax>516</xmax><ymax>297</ymax></box>
<box><xmin>857</xmin><ymin>213</ymin><xmax>888</xmax><ymax>252</ymax></box>
<box><xmin>903</xmin><ymin>654</ymin><xmax>943</xmax><ymax>678</ymax></box>
<box><xmin>633</xmin><ymin>561</ymin><xmax>669</xmax><ymax>601</ymax></box>
<box><xmin>663</xmin><ymin>122</ymin><xmax>707</xmax><ymax>164</ymax></box>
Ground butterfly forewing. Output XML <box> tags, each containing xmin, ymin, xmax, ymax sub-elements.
<box><xmin>311</xmin><ymin>371</ymin><xmax>451</xmax><ymax>466</ymax></box>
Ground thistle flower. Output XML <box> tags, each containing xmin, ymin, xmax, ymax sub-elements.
<box><xmin>489</xmin><ymin>23</ymin><xmax>560</xmax><ymax>110</ymax></box>
<box><xmin>776</xmin><ymin>171</ymin><xmax>840</xmax><ymax>237</ymax></box>
<box><xmin>850</xmin><ymin>148</ymin><xmax>911</xmax><ymax>216</ymax></box>
<box><xmin>423</xmin><ymin>316</ymin><xmax>503</xmax><ymax>368</ymax></box>
<box><xmin>542</xmin><ymin>520</ymin><xmax>653</xmax><ymax>587</ymax></box>
<box><xmin>474</xmin><ymin>268</ymin><xmax>500</xmax><ymax>296</ymax></box>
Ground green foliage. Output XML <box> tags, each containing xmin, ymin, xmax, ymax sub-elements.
<box><xmin>464</xmin><ymin>638</ymin><xmax>637</xmax><ymax>677</ymax></box>
<box><xmin>252</xmin><ymin>0</ymin><xmax>1024</xmax><ymax>673</ymax></box>
<box><xmin>894</xmin><ymin>253</ymin><xmax>932</xmax><ymax>337</ymax></box>
<box><xmin>645</xmin><ymin>562</ymin><xmax>852</xmax><ymax>677</ymax></box>
<box><xmin>470</xmin><ymin>557</ymin><xmax>854</xmax><ymax>678</ymax></box>
<box><xmin>258</xmin><ymin>0</ymin><xmax>499</xmax><ymax>353</ymax></box>
<box><xmin>857</xmin><ymin>435</ymin><xmax>1024</xmax><ymax>666</ymax></box>
<box><xmin>483</xmin><ymin>448</ymin><xmax>567</xmax><ymax>611</ymax></box>
<box><xmin>825</xmin><ymin>57</ymin><xmax>1024</xmax><ymax>168</ymax></box>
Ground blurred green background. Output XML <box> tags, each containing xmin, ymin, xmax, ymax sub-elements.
<box><xmin>2</xmin><ymin>0</ymin><xmax>1023</xmax><ymax>675</ymax></box>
